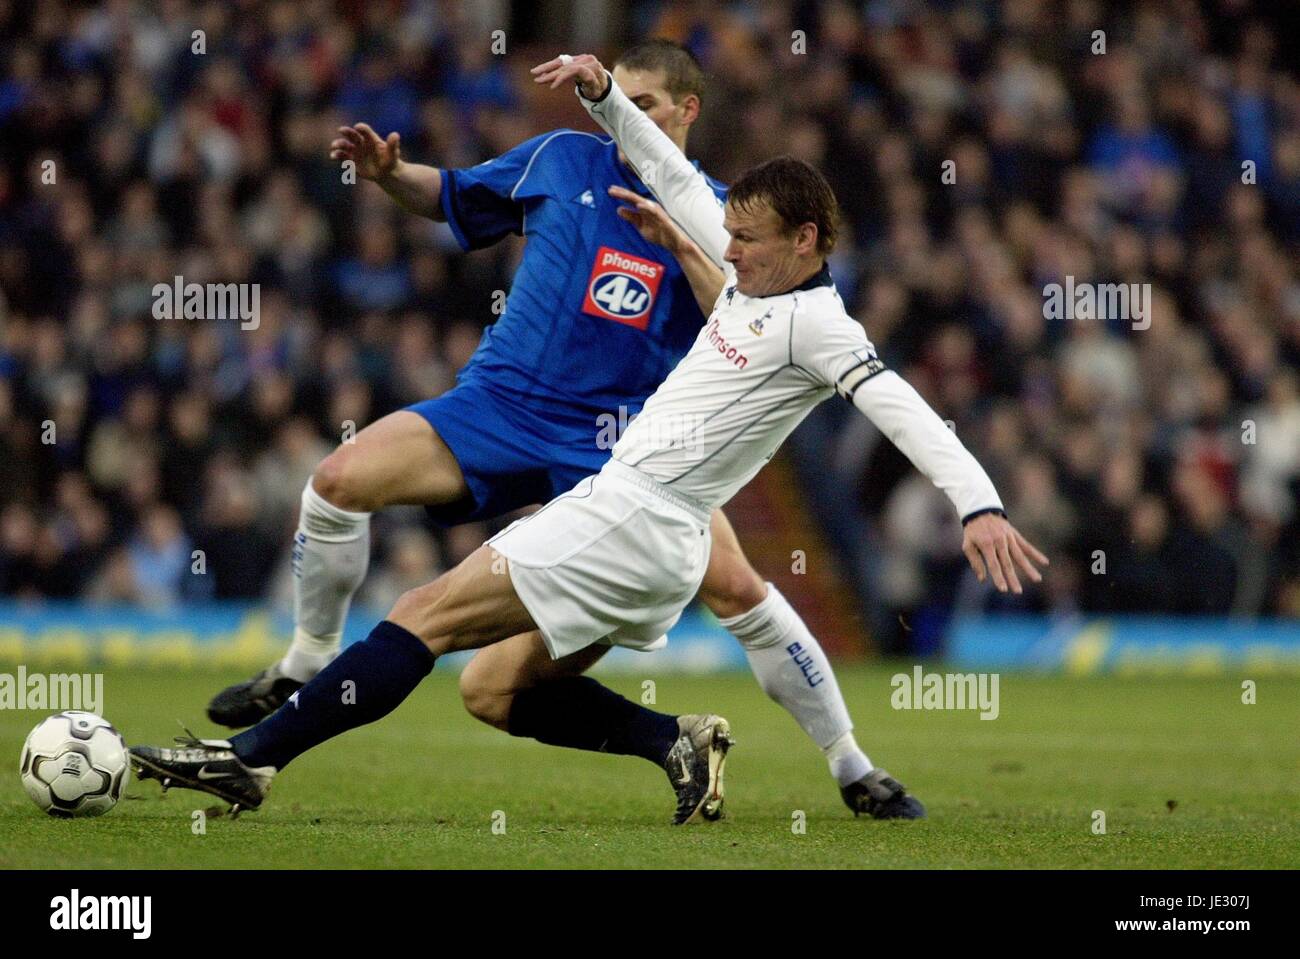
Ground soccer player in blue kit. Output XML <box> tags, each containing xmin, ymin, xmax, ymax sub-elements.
<box><xmin>202</xmin><ymin>40</ymin><xmax>923</xmax><ymax>822</ymax></box>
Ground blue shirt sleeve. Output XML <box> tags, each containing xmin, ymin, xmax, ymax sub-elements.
<box><xmin>439</xmin><ymin>132</ymin><xmax>556</xmax><ymax>251</ymax></box>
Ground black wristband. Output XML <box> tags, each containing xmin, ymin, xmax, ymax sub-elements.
<box><xmin>962</xmin><ymin>507</ymin><xmax>1007</xmax><ymax>526</ymax></box>
<box><xmin>579</xmin><ymin>70</ymin><xmax>614</xmax><ymax>104</ymax></box>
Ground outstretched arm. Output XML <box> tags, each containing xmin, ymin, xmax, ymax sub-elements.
<box><xmin>805</xmin><ymin>317</ymin><xmax>1049</xmax><ymax>595</ymax></box>
<box><xmin>532</xmin><ymin>54</ymin><xmax>731</xmax><ymax>270</ymax></box>
<box><xmin>848</xmin><ymin>370</ymin><xmax>1048</xmax><ymax>593</ymax></box>
<box><xmin>330</xmin><ymin>123</ymin><xmax>446</xmax><ymax>221</ymax></box>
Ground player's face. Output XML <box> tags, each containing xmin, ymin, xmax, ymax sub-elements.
<box><xmin>723</xmin><ymin>199</ymin><xmax>817</xmax><ymax>297</ymax></box>
<box><xmin>611</xmin><ymin>65</ymin><xmax>698</xmax><ymax>163</ymax></box>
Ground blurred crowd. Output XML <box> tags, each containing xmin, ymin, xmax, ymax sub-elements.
<box><xmin>0</xmin><ymin>1</ymin><xmax>1297</xmax><ymax>649</ymax></box>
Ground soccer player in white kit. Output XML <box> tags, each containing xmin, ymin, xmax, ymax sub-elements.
<box><xmin>128</xmin><ymin>52</ymin><xmax>1047</xmax><ymax>826</ymax></box>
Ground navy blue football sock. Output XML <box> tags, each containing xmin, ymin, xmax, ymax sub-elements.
<box><xmin>231</xmin><ymin>620</ymin><xmax>435</xmax><ymax>771</ymax></box>
<box><xmin>506</xmin><ymin>675</ymin><xmax>680</xmax><ymax>766</ymax></box>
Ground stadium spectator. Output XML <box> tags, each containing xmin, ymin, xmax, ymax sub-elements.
<box><xmin>1</xmin><ymin>0</ymin><xmax>1297</xmax><ymax>650</ymax></box>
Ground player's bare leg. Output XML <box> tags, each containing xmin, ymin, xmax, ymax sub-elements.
<box><xmin>696</xmin><ymin>509</ymin><xmax>924</xmax><ymax>819</ymax></box>
<box><xmin>137</xmin><ymin>547</ymin><xmax>730</xmax><ymax>821</ymax></box>
<box><xmin>458</xmin><ymin>631</ymin><xmax>610</xmax><ymax>730</ymax></box>
<box><xmin>137</xmin><ymin>546</ymin><xmax>525</xmax><ymax>812</ymax></box>
<box><xmin>207</xmin><ymin>410</ymin><xmax>470</xmax><ymax>726</ymax></box>
<box><xmin>459</xmin><ymin>633</ymin><xmax>732</xmax><ymax>823</ymax></box>
<box><xmin>311</xmin><ymin>409</ymin><xmax>470</xmax><ymax>511</ymax></box>
<box><xmin>393</xmin><ymin>560</ymin><xmax>730</xmax><ymax>823</ymax></box>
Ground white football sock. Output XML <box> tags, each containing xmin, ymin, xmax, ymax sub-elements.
<box><xmin>720</xmin><ymin>583</ymin><xmax>873</xmax><ymax>787</ymax></box>
<box><xmin>282</xmin><ymin>480</ymin><xmax>371</xmax><ymax>683</ymax></box>
<box><xmin>823</xmin><ymin>730</ymin><xmax>873</xmax><ymax>788</ymax></box>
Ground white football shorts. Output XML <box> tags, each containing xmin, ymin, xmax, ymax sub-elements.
<box><xmin>487</xmin><ymin>458</ymin><xmax>712</xmax><ymax>660</ymax></box>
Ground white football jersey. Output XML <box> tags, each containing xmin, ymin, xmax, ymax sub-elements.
<box><xmin>581</xmin><ymin>77</ymin><xmax>1003</xmax><ymax>519</ymax></box>
<box><xmin>611</xmin><ymin>269</ymin><xmax>880</xmax><ymax>505</ymax></box>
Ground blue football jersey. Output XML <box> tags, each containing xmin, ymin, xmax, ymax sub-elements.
<box><xmin>438</xmin><ymin>130</ymin><xmax>728</xmax><ymax>417</ymax></box>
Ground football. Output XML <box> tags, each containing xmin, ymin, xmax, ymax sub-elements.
<box><xmin>18</xmin><ymin>712</ymin><xmax>130</xmax><ymax>818</ymax></box>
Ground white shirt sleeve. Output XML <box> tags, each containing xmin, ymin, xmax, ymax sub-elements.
<box><xmin>578</xmin><ymin>74</ymin><xmax>733</xmax><ymax>272</ymax></box>
<box><xmin>796</xmin><ymin>306</ymin><xmax>1005</xmax><ymax>521</ymax></box>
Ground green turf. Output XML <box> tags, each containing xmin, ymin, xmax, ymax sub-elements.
<box><xmin>1</xmin><ymin>665</ymin><xmax>1296</xmax><ymax>869</ymax></box>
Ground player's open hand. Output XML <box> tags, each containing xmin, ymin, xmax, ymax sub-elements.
<box><xmin>608</xmin><ymin>185</ymin><xmax>688</xmax><ymax>253</ymax></box>
<box><xmin>961</xmin><ymin>514</ymin><xmax>1049</xmax><ymax>594</ymax></box>
<box><xmin>329</xmin><ymin>122</ymin><xmax>401</xmax><ymax>181</ymax></box>
<box><xmin>531</xmin><ymin>54</ymin><xmax>609</xmax><ymax>100</ymax></box>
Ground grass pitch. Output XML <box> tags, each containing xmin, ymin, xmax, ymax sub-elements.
<box><xmin>1</xmin><ymin>665</ymin><xmax>1295</xmax><ymax>869</ymax></box>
